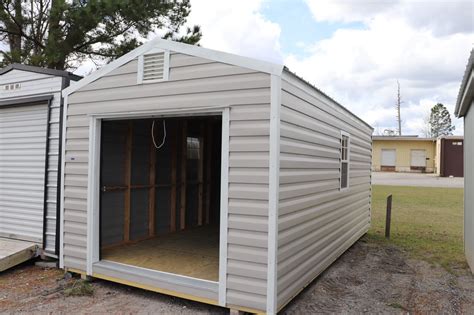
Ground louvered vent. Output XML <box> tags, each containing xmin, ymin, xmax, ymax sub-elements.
<box><xmin>142</xmin><ymin>52</ymin><xmax>166</xmax><ymax>81</ymax></box>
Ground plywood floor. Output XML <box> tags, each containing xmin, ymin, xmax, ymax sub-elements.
<box><xmin>101</xmin><ymin>226</ymin><xmax>219</xmax><ymax>281</ymax></box>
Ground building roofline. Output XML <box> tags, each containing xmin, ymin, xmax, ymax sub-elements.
<box><xmin>437</xmin><ymin>135</ymin><xmax>464</xmax><ymax>140</ymax></box>
<box><xmin>282</xmin><ymin>68</ymin><xmax>373</xmax><ymax>131</ymax></box>
<box><xmin>372</xmin><ymin>136</ymin><xmax>436</xmax><ymax>141</ymax></box>
<box><xmin>455</xmin><ymin>49</ymin><xmax>474</xmax><ymax>118</ymax></box>
<box><xmin>61</xmin><ymin>37</ymin><xmax>372</xmax><ymax>131</ymax></box>
<box><xmin>0</xmin><ymin>63</ymin><xmax>82</xmax><ymax>81</ymax></box>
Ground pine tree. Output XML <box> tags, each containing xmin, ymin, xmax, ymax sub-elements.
<box><xmin>429</xmin><ymin>103</ymin><xmax>455</xmax><ymax>138</ymax></box>
<box><xmin>0</xmin><ymin>0</ymin><xmax>201</xmax><ymax>70</ymax></box>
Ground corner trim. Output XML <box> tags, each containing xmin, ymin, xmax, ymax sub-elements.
<box><xmin>218</xmin><ymin>107</ymin><xmax>230</xmax><ymax>306</ymax></box>
<box><xmin>267</xmin><ymin>74</ymin><xmax>281</xmax><ymax>314</ymax></box>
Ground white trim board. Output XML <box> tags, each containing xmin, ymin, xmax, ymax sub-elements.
<box><xmin>267</xmin><ymin>74</ymin><xmax>281</xmax><ymax>314</ymax></box>
<box><xmin>84</xmin><ymin>108</ymin><xmax>230</xmax><ymax>305</ymax></box>
<box><xmin>63</xmin><ymin>38</ymin><xmax>284</xmax><ymax>96</ymax></box>
<box><xmin>59</xmin><ymin>94</ymin><xmax>68</xmax><ymax>269</ymax></box>
<box><xmin>218</xmin><ymin>108</ymin><xmax>230</xmax><ymax>307</ymax></box>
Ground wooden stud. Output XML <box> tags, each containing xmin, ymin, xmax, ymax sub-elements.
<box><xmin>205</xmin><ymin>123</ymin><xmax>212</xmax><ymax>225</ymax></box>
<box><xmin>179</xmin><ymin>121</ymin><xmax>187</xmax><ymax>230</ymax></box>
<box><xmin>170</xmin><ymin>123</ymin><xmax>178</xmax><ymax>232</ymax></box>
<box><xmin>197</xmin><ymin>123</ymin><xmax>205</xmax><ymax>226</ymax></box>
<box><xmin>124</xmin><ymin>122</ymin><xmax>133</xmax><ymax>242</ymax></box>
<box><xmin>148</xmin><ymin>124</ymin><xmax>157</xmax><ymax>237</ymax></box>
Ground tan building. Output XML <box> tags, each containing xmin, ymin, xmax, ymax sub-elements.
<box><xmin>372</xmin><ymin>136</ymin><xmax>437</xmax><ymax>173</ymax></box>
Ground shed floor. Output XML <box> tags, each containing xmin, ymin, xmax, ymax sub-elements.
<box><xmin>0</xmin><ymin>238</ymin><xmax>38</xmax><ymax>272</ymax></box>
<box><xmin>101</xmin><ymin>226</ymin><xmax>219</xmax><ymax>281</ymax></box>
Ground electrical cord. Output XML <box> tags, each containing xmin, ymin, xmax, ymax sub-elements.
<box><xmin>151</xmin><ymin>119</ymin><xmax>166</xmax><ymax>149</ymax></box>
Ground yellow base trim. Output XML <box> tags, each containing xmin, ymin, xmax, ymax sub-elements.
<box><xmin>65</xmin><ymin>267</ymin><xmax>265</xmax><ymax>314</ymax></box>
<box><xmin>91</xmin><ymin>272</ymin><xmax>218</xmax><ymax>306</ymax></box>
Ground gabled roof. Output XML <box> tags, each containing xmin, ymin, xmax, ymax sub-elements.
<box><xmin>455</xmin><ymin>49</ymin><xmax>474</xmax><ymax>118</ymax></box>
<box><xmin>0</xmin><ymin>63</ymin><xmax>82</xmax><ymax>81</ymax></box>
<box><xmin>61</xmin><ymin>37</ymin><xmax>371</xmax><ymax>130</ymax></box>
<box><xmin>63</xmin><ymin>37</ymin><xmax>284</xmax><ymax>96</ymax></box>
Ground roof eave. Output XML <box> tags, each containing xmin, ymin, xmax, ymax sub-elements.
<box><xmin>0</xmin><ymin>63</ymin><xmax>81</xmax><ymax>81</ymax></box>
<box><xmin>282</xmin><ymin>68</ymin><xmax>374</xmax><ymax>131</ymax></box>
<box><xmin>455</xmin><ymin>49</ymin><xmax>474</xmax><ymax>118</ymax></box>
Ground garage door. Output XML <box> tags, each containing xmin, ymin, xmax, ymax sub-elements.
<box><xmin>381</xmin><ymin>149</ymin><xmax>396</xmax><ymax>166</ymax></box>
<box><xmin>411</xmin><ymin>150</ymin><xmax>426</xmax><ymax>167</ymax></box>
<box><xmin>0</xmin><ymin>103</ymin><xmax>48</xmax><ymax>243</ymax></box>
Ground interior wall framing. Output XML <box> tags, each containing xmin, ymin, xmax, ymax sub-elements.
<box><xmin>99</xmin><ymin>116</ymin><xmax>222</xmax><ymax>249</ymax></box>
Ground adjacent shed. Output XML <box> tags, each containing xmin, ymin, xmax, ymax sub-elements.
<box><xmin>455</xmin><ymin>49</ymin><xmax>474</xmax><ymax>273</ymax></box>
<box><xmin>0</xmin><ymin>64</ymin><xmax>80</xmax><ymax>264</ymax></box>
<box><xmin>60</xmin><ymin>39</ymin><xmax>372</xmax><ymax>314</ymax></box>
<box><xmin>435</xmin><ymin>136</ymin><xmax>464</xmax><ymax>177</ymax></box>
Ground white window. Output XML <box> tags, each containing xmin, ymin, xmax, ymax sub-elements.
<box><xmin>137</xmin><ymin>49</ymin><xmax>170</xmax><ymax>84</ymax></box>
<box><xmin>340</xmin><ymin>131</ymin><xmax>350</xmax><ymax>190</ymax></box>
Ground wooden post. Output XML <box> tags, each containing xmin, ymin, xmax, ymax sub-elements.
<box><xmin>170</xmin><ymin>123</ymin><xmax>177</xmax><ymax>232</ymax></box>
<box><xmin>179</xmin><ymin>121</ymin><xmax>187</xmax><ymax>230</ymax></box>
<box><xmin>205</xmin><ymin>124</ymin><xmax>212</xmax><ymax>225</ymax></box>
<box><xmin>124</xmin><ymin>122</ymin><xmax>133</xmax><ymax>242</ymax></box>
<box><xmin>148</xmin><ymin>127</ymin><xmax>156</xmax><ymax>237</ymax></box>
<box><xmin>197</xmin><ymin>123</ymin><xmax>205</xmax><ymax>226</ymax></box>
<box><xmin>385</xmin><ymin>194</ymin><xmax>392</xmax><ymax>239</ymax></box>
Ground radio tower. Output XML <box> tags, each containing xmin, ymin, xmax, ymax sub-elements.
<box><xmin>396</xmin><ymin>80</ymin><xmax>402</xmax><ymax>136</ymax></box>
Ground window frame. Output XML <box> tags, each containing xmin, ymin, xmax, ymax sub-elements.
<box><xmin>340</xmin><ymin>131</ymin><xmax>351</xmax><ymax>191</ymax></box>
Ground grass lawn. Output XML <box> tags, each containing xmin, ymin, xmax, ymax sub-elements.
<box><xmin>369</xmin><ymin>185</ymin><xmax>466</xmax><ymax>272</ymax></box>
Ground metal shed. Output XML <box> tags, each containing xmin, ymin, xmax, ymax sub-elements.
<box><xmin>455</xmin><ymin>49</ymin><xmax>473</xmax><ymax>273</ymax></box>
<box><xmin>60</xmin><ymin>38</ymin><xmax>373</xmax><ymax>314</ymax></box>
<box><xmin>0</xmin><ymin>64</ymin><xmax>80</xmax><ymax>269</ymax></box>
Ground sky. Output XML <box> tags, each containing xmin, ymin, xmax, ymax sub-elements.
<box><xmin>180</xmin><ymin>0</ymin><xmax>473</xmax><ymax>136</ymax></box>
<box><xmin>71</xmin><ymin>0</ymin><xmax>473</xmax><ymax>136</ymax></box>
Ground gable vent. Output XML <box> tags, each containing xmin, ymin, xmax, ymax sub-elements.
<box><xmin>138</xmin><ymin>50</ymin><xmax>169</xmax><ymax>83</ymax></box>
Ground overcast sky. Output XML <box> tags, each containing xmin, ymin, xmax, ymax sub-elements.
<box><xmin>75</xmin><ymin>0</ymin><xmax>473</xmax><ymax>136</ymax></box>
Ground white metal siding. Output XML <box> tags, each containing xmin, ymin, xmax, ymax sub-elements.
<box><xmin>465</xmin><ymin>103</ymin><xmax>474</xmax><ymax>272</ymax></box>
<box><xmin>276</xmin><ymin>74</ymin><xmax>372</xmax><ymax>310</ymax></box>
<box><xmin>0</xmin><ymin>70</ymin><xmax>64</xmax><ymax>255</ymax></box>
<box><xmin>0</xmin><ymin>104</ymin><xmax>48</xmax><ymax>242</ymax></box>
<box><xmin>64</xmin><ymin>53</ymin><xmax>271</xmax><ymax>311</ymax></box>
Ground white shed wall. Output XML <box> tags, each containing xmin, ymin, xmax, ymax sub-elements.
<box><xmin>63</xmin><ymin>53</ymin><xmax>271</xmax><ymax>311</ymax></box>
<box><xmin>276</xmin><ymin>72</ymin><xmax>372</xmax><ymax>310</ymax></box>
<box><xmin>0</xmin><ymin>70</ymin><xmax>64</xmax><ymax>255</ymax></box>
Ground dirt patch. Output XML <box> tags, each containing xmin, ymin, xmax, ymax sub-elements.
<box><xmin>281</xmin><ymin>237</ymin><xmax>474</xmax><ymax>314</ymax></box>
<box><xmin>1</xmin><ymin>239</ymin><xmax>473</xmax><ymax>314</ymax></box>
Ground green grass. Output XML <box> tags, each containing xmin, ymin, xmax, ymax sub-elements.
<box><xmin>369</xmin><ymin>185</ymin><xmax>466</xmax><ymax>272</ymax></box>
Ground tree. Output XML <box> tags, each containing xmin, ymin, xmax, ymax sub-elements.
<box><xmin>429</xmin><ymin>103</ymin><xmax>455</xmax><ymax>138</ymax></box>
<box><xmin>0</xmin><ymin>0</ymin><xmax>201</xmax><ymax>70</ymax></box>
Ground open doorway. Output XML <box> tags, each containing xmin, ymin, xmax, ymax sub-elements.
<box><xmin>99</xmin><ymin>115</ymin><xmax>222</xmax><ymax>281</ymax></box>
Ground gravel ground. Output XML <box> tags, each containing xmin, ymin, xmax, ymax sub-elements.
<box><xmin>372</xmin><ymin>172</ymin><xmax>464</xmax><ymax>188</ymax></box>
<box><xmin>1</xmin><ymin>237</ymin><xmax>473</xmax><ymax>314</ymax></box>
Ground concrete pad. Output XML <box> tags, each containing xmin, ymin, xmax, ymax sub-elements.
<box><xmin>372</xmin><ymin>172</ymin><xmax>464</xmax><ymax>188</ymax></box>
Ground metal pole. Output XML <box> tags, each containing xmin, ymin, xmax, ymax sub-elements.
<box><xmin>385</xmin><ymin>194</ymin><xmax>393</xmax><ymax>239</ymax></box>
